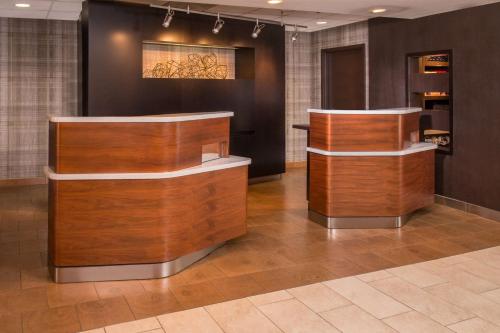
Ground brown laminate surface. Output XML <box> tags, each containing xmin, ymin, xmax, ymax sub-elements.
<box><xmin>309</xmin><ymin>151</ymin><xmax>435</xmax><ymax>217</ymax></box>
<box><xmin>1</xmin><ymin>167</ymin><xmax>500</xmax><ymax>332</ymax></box>
<box><xmin>309</xmin><ymin>112</ymin><xmax>419</xmax><ymax>151</ymax></box>
<box><xmin>49</xmin><ymin>166</ymin><xmax>247</xmax><ymax>267</ymax></box>
<box><xmin>50</xmin><ymin>118</ymin><xmax>229</xmax><ymax>174</ymax></box>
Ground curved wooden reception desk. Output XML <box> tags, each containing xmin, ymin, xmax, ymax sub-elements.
<box><xmin>46</xmin><ymin>112</ymin><xmax>250</xmax><ymax>283</ymax></box>
<box><xmin>307</xmin><ymin>108</ymin><xmax>437</xmax><ymax>229</ymax></box>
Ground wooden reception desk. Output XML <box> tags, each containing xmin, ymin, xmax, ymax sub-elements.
<box><xmin>46</xmin><ymin>112</ymin><xmax>250</xmax><ymax>283</ymax></box>
<box><xmin>307</xmin><ymin>108</ymin><xmax>437</xmax><ymax>229</ymax></box>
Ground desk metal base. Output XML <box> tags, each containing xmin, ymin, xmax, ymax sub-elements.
<box><xmin>308</xmin><ymin>210</ymin><xmax>411</xmax><ymax>229</ymax></box>
<box><xmin>50</xmin><ymin>243</ymin><xmax>224</xmax><ymax>283</ymax></box>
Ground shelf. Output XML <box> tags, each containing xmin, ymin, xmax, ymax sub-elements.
<box><xmin>424</xmin><ymin>129</ymin><xmax>450</xmax><ymax>135</ymax></box>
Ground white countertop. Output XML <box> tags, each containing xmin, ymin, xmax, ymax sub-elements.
<box><xmin>307</xmin><ymin>143</ymin><xmax>437</xmax><ymax>157</ymax></box>
<box><xmin>49</xmin><ymin>111</ymin><xmax>234</xmax><ymax>123</ymax></box>
<box><xmin>307</xmin><ymin>107</ymin><xmax>422</xmax><ymax>115</ymax></box>
<box><xmin>45</xmin><ymin>155</ymin><xmax>251</xmax><ymax>180</ymax></box>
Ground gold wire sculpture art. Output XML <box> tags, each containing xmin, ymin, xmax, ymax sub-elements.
<box><xmin>143</xmin><ymin>53</ymin><xmax>229</xmax><ymax>79</ymax></box>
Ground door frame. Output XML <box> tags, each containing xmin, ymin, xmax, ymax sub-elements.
<box><xmin>321</xmin><ymin>44</ymin><xmax>366</xmax><ymax>109</ymax></box>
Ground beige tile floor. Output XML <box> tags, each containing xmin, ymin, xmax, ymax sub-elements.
<box><xmin>80</xmin><ymin>246</ymin><xmax>500</xmax><ymax>333</ymax></box>
<box><xmin>2</xmin><ymin>168</ymin><xmax>500</xmax><ymax>332</ymax></box>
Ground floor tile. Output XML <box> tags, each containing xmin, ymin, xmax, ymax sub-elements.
<box><xmin>249</xmin><ymin>263</ymin><xmax>337</xmax><ymax>292</ymax></box>
<box><xmin>418</xmin><ymin>263</ymin><xmax>498</xmax><ymax>293</ymax></box>
<box><xmin>22</xmin><ymin>305</ymin><xmax>81</xmax><ymax>333</ymax></box>
<box><xmin>206</xmin><ymin>299</ymin><xmax>281</xmax><ymax>333</ymax></box>
<box><xmin>426</xmin><ymin>283</ymin><xmax>500</xmax><ymax>326</ymax></box>
<box><xmin>455</xmin><ymin>260</ymin><xmax>500</xmax><ymax>285</ymax></box>
<box><xmin>0</xmin><ymin>313</ymin><xmax>22</xmax><ymax>333</ymax></box>
<box><xmin>47</xmin><ymin>283</ymin><xmax>99</xmax><ymax>308</ymax></box>
<box><xmin>157</xmin><ymin>307</ymin><xmax>223</xmax><ymax>333</ymax></box>
<box><xmin>94</xmin><ymin>280</ymin><xmax>145</xmax><ymax>299</ymax></box>
<box><xmin>258</xmin><ymin>298</ymin><xmax>340</xmax><ymax>332</ymax></box>
<box><xmin>247</xmin><ymin>290</ymin><xmax>294</xmax><ymax>306</ymax></box>
<box><xmin>76</xmin><ymin>296</ymin><xmax>135</xmax><ymax>331</ymax></box>
<box><xmin>211</xmin><ymin>274</ymin><xmax>266</xmax><ymax>299</ymax></box>
<box><xmin>125</xmin><ymin>290</ymin><xmax>183</xmax><ymax>319</ymax></box>
<box><xmin>79</xmin><ymin>329</ymin><xmax>105</xmax><ymax>333</ymax></box>
<box><xmin>0</xmin><ymin>271</ymin><xmax>21</xmax><ymax>293</ymax></box>
<box><xmin>169</xmin><ymin>280</ymin><xmax>227</xmax><ymax>309</ymax></box>
<box><xmin>1</xmin><ymin>286</ymin><xmax>49</xmax><ymax>315</ymax></box>
<box><xmin>104</xmin><ymin>317</ymin><xmax>161</xmax><ymax>333</ymax></box>
<box><xmin>387</xmin><ymin>264</ymin><xmax>447</xmax><ymax>287</ymax></box>
<box><xmin>447</xmin><ymin>317</ymin><xmax>500</xmax><ymax>333</ymax></box>
<box><xmin>356</xmin><ymin>270</ymin><xmax>393</xmax><ymax>282</ymax></box>
<box><xmin>323</xmin><ymin>277</ymin><xmax>410</xmax><ymax>319</ymax></box>
<box><xmin>481</xmin><ymin>288</ymin><xmax>500</xmax><ymax>304</ymax></box>
<box><xmin>320</xmin><ymin>304</ymin><xmax>397</xmax><ymax>333</ymax></box>
<box><xmin>370</xmin><ymin>277</ymin><xmax>473</xmax><ymax>325</ymax></box>
<box><xmin>383</xmin><ymin>311</ymin><xmax>454</xmax><ymax>333</ymax></box>
<box><xmin>20</xmin><ymin>267</ymin><xmax>51</xmax><ymax>289</ymax></box>
<box><xmin>287</xmin><ymin>283</ymin><xmax>351</xmax><ymax>313</ymax></box>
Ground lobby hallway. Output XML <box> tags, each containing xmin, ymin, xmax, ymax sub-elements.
<box><xmin>1</xmin><ymin>168</ymin><xmax>500</xmax><ymax>332</ymax></box>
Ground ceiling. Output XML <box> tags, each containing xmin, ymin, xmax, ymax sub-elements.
<box><xmin>0</xmin><ymin>0</ymin><xmax>498</xmax><ymax>31</ymax></box>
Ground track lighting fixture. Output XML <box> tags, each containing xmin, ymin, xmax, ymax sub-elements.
<box><xmin>162</xmin><ymin>6</ymin><xmax>174</xmax><ymax>28</ymax></box>
<box><xmin>291</xmin><ymin>25</ymin><xmax>299</xmax><ymax>42</ymax></box>
<box><xmin>212</xmin><ymin>13</ymin><xmax>225</xmax><ymax>34</ymax></box>
<box><xmin>252</xmin><ymin>18</ymin><xmax>265</xmax><ymax>38</ymax></box>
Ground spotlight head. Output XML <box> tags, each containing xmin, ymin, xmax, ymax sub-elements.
<box><xmin>162</xmin><ymin>7</ymin><xmax>174</xmax><ymax>28</ymax></box>
<box><xmin>252</xmin><ymin>19</ymin><xmax>265</xmax><ymax>39</ymax></box>
<box><xmin>213</xmin><ymin>13</ymin><xmax>224</xmax><ymax>34</ymax></box>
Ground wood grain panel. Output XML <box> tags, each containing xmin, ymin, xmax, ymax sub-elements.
<box><xmin>51</xmin><ymin>118</ymin><xmax>229</xmax><ymax>174</ymax></box>
<box><xmin>309</xmin><ymin>151</ymin><xmax>434</xmax><ymax>217</ymax></box>
<box><xmin>49</xmin><ymin>166</ymin><xmax>247</xmax><ymax>267</ymax></box>
<box><xmin>309</xmin><ymin>112</ymin><xmax>419</xmax><ymax>151</ymax></box>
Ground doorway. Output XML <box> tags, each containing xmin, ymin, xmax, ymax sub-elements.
<box><xmin>321</xmin><ymin>45</ymin><xmax>366</xmax><ymax>109</ymax></box>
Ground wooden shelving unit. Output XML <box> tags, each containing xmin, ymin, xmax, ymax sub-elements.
<box><xmin>407</xmin><ymin>51</ymin><xmax>453</xmax><ymax>154</ymax></box>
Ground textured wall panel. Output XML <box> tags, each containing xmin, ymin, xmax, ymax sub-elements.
<box><xmin>285</xmin><ymin>22</ymin><xmax>368</xmax><ymax>163</ymax></box>
<box><xmin>0</xmin><ymin>18</ymin><xmax>78</xmax><ymax>179</ymax></box>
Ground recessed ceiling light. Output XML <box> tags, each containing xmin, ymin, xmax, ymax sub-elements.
<box><xmin>15</xmin><ymin>3</ymin><xmax>31</xmax><ymax>7</ymax></box>
<box><xmin>267</xmin><ymin>0</ymin><xmax>282</xmax><ymax>4</ymax></box>
<box><xmin>316</xmin><ymin>21</ymin><xmax>328</xmax><ymax>25</ymax></box>
<box><xmin>371</xmin><ymin>8</ymin><xmax>387</xmax><ymax>13</ymax></box>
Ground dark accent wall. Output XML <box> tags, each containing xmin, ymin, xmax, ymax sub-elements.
<box><xmin>369</xmin><ymin>3</ymin><xmax>500</xmax><ymax>211</ymax></box>
<box><xmin>81</xmin><ymin>0</ymin><xmax>285</xmax><ymax>178</ymax></box>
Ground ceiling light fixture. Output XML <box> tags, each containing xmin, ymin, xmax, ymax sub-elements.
<box><xmin>212</xmin><ymin>13</ymin><xmax>225</xmax><ymax>34</ymax></box>
<box><xmin>15</xmin><ymin>3</ymin><xmax>30</xmax><ymax>7</ymax></box>
<box><xmin>268</xmin><ymin>0</ymin><xmax>283</xmax><ymax>4</ymax></box>
<box><xmin>162</xmin><ymin>6</ymin><xmax>174</xmax><ymax>28</ymax></box>
<box><xmin>371</xmin><ymin>8</ymin><xmax>387</xmax><ymax>13</ymax></box>
<box><xmin>252</xmin><ymin>18</ymin><xmax>265</xmax><ymax>38</ymax></box>
<box><xmin>316</xmin><ymin>21</ymin><xmax>327</xmax><ymax>25</ymax></box>
<box><xmin>291</xmin><ymin>25</ymin><xmax>299</xmax><ymax>42</ymax></box>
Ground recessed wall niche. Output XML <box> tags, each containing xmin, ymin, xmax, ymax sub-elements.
<box><xmin>142</xmin><ymin>41</ymin><xmax>237</xmax><ymax>79</ymax></box>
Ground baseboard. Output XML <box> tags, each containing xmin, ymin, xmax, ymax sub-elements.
<box><xmin>0</xmin><ymin>177</ymin><xmax>48</xmax><ymax>187</ymax></box>
<box><xmin>435</xmin><ymin>194</ymin><xmax>500</xmax><ymax>222</ymax></box>
<box><xmin>286</xmin><ymin>161</ymin><xmax>307</xmax><ymax>169</ymax></box>
<box><xmin>248</xmin><ymin>174</ymin><xmax>282</xmax><ymax>185</ymax></box>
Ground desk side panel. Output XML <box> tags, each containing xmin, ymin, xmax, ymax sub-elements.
<box><xmin>309</xmin><ymin>113</ymin><xmax>419</xmax><ymax>151</ymax></box>
<box><xmin>309</xmin><ymin>152</ymin><xmax>434</xmax><ymax>217</ymax></box>
<box><xmin>49</xmin><ymin>166</ymin><xmax>247</xmax><ymax>267</ymax></box>
<box><xmin>51</xmin><ymin>118</ymin><xmax>229</xmax><ymax>173</ymax></box>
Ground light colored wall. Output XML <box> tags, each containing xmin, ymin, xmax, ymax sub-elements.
<box><xmin>0</xmin><ymin>18</ymin><xmax>78</xmax><ymax>179</ymax></box>
<box><xmin>285</xmin><ymin>21</ymin><xmax>369</xmax><ymax>163</ymax></box>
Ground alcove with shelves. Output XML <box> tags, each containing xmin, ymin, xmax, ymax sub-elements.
<box><xmin>407</xmin><ymin>51</ymin><xmax>453</xmax><ymax>154</ymax></box>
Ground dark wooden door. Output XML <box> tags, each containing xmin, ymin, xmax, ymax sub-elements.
<box><xmin>322</xmin><ymin>45</ymin><xmax>365</xmax><ymax>109</ymax></box>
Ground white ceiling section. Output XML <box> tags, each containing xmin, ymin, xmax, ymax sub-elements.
<box><xmin>0</xmin><ymin>0</ymin><xmax>81</xmax><ymax>20</ymax></box>
<box><xmin>0</xmin><ymin>0</ymin><xmax>498</xmax><ymax>30</ymax></box>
